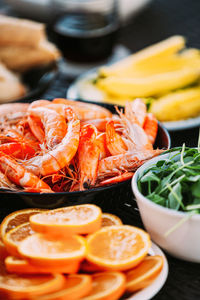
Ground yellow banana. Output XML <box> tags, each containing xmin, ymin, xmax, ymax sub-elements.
<box><xmin>99</xmin><ymin>35</ymin><xmax>185</xmax><ymax>77</ymax></box>
<box><xmin>149</xmin><ymin>87</ymin><xmax>200</xmax><ymax>121</ymax></box>
<box><xmin>97</xmin><ymin>67</ymin><xmax>200</xmax><ymax>98</ymax></box>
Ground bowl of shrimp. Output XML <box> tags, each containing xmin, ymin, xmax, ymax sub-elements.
<box><xmin>0</xmin><ymin>98</ymin><xmax>170</xmax><ymax>209</ymax></box>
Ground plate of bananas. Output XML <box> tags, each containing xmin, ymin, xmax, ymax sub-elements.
<box><xmin>67</xmin><ymin>35</ymin><xmax>200</xmax><ymax>131</ymax></box>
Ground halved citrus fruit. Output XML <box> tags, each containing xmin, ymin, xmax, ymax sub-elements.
<box><xmin>18</xmin><ymin>233</ymin><xmax>86</xmax><ymax>268</ymax></box>
<box><xmin>36</xmin><ymin>274</ymin><xmax>92</xmax><ymax>300</ymax></box>
<box><xmin>126</xmin><ymin>255</ymin><xmax>164</xmax><ymax>292</ymax></box>
<box><xmin>101</xmin><ymin>213</ymin><xmax>122</xmax><ymax>227</ymax></box>
<box><xmin>86</xmin><ymin>225</ymin><xmax>151</xmax><ymax>271</ymax></box>
<box><xmin>0</xmin><ymin>261</ymin><xmax>65</xmax><ymax>299</ymax></box>
<box><xmin>0</xmin><ymin>208</ymin><xmax>45</xmax><ymax>238</ymax></box>
<box><xmin>3</xmin><ymin>222</ymin><xmax>34</xmax><ymax>257</ymax></box>
<box><xmin>30</xmin><ymin>204</ymin><xmax>102</xmax><ymax>237</ymax></box>
<box><xmin>81</xmin><ymin>272</ymin><xmax>126</xmax><ymax>300</ymax></box>
<box><xmin>5</xmin><ymin>256</ymin><xmax>80</xmax><ymax>275</ymax></box>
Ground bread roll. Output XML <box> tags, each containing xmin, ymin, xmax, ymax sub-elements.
<box><xmin>0</xmin><ymin>15</ymin><xmax>61</xmax><ymax>72</ymax></box>
<box><xmin>0</xmin><ymin>15</ymin><xmax>45</xmax><ymax>47</ymax></box>
<box><xmin>0</xmin><ymin>63</ymin><xmax>26</xmax><ymax>102</ymax></box>
<box><xmin>0</xmin><ymin>40</ymin><xmax>60</xmax><ymax>71</ymax></box>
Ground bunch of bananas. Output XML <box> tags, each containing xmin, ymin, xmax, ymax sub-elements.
<box><xmin>94</xmin><ymin>36</ymin><xmax>200</xmax><ymax>122</ymax></box>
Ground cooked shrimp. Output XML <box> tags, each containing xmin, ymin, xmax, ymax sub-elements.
<box><xmin>143</xmin><ymin>113</ymin><xmax>158</xmax><ymax>144</ymax></box>
<box><xmin>106</xmin><ymin>120</ymin><xmax>127</xmax><ymax>156</ymax></box>
<box><xmin>0</xmin><ymin>103</ymin><xmax>29</xmax><ymax>122</ymax></box>
<box><xmin>0</xmin><ymin>142</ymin><xmax>35</xmax><ymax>159</ymax></box>
<box><xmin>99</xmin><ymin>172</ymin><xmax>134</xmax><ymax>186</ymax></box>
<box><xmin>116</xmin><ymin>107</ymin><xmax>153</xmax><ymax>151</ymax></box>
<box><xmin>53</xmin><ymin>98</ymin><xmax>112</xmax><ymax>120</ymax></box>
<box><xmin>98</xmin><ymin>149</ymin><xmax>163</xmax><ymax>179</ymax></box>
<box><xmin>96</xmin><ymin>132</ymin><xmax>110</xmax><ymax>159</ymax></box>
<box><xmin>25</xmin><ymin>107</ymin><xmax>80</xmax><ymax>176</ymax></box>
<box><xmin>0</xmin><ymin>151</ymin><xmax>52</xmax><ymax>192</ymax></box>
<box><xmin>28</xmin><ymin>107</ymin><xmax>67</xmax><ymax>148</ymax></box>
<box><xmin>125</xmin><ymin>98</ymin><xmax>147</xmax><ymax>127</ymax></box>
<box><xmin>0</xmin><ymin>129</ymin><xmax>40</xmax><ymax>153</ymax></box>
<box><xmin>78</xmin><ymin>124</ymin><xmax>100</xmax><ymax>190</ymax></box>
<box><xmin>0</xmin><ymin>170</ymin><xmax>16</xmax><ymax>190</ymax></box>
<box><xmin>81</xmin><ymin>118</ymin><xmax>112</xmax><ymax>132</ymax></box>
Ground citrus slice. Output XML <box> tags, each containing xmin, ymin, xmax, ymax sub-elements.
<box><xmin>36</xmin><ymin>274</ymin><xmax>92</xmax><ymax>300</ymax></box>
<box><xmin>101</xmin><ymin>214</ymin><xmax>122</xmax><ymax>227</ymax></box>
<box><xmin>81</xmin><ymin>272</ymin><xmax>126</xmax><ymax>300</ymax></box>
<box><xmin>126</xmin><ymin>255</ymin><xmax>164</xmax><ymax>292</ymax></box>
<box><xmin>80</xmin><ymin>260</ymin><xmax>103</xmax><ymax>273</ymax></box>
<box><xmin>0</xmin><ymin>239</ymin><xmax>8</xmax><ymax>259</ymax></box>
<box><xmin>30</xmin><ymin>204</ymin><xmax>102</xmax><ymax>237</ymax></box>
<box><xmin>0</xmin><ymin>261</ymin><xmax>65</xmax><ymax>299</ymax></box>
<box><xmin>5</xmin><ymin>256</ymin><xmax>80</xmax><ymax>275</ymax></box>
<box><xmin>86</xmin><ymin>225</ymin><xmax>151</xmax><ymax>271</ymax></box>
<box><xmin>0</xmin><ymin>208</ymin><xmax>45</xmax><ymax>238</ymax></box>
<box><xmin>18</xmin><ymin>233</ymin><xmax>86</xmax><ymax>268</ymax></box>
<box><xmin>3</xmin><ymin>222</ymin><xmax>34</xmax><ymax>257</ymax></box>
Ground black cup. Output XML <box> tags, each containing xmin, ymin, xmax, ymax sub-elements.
<box><xmin>49</xmin><ymin>0</ymin><xmax>119</xmax><ymax>63</ymax></box>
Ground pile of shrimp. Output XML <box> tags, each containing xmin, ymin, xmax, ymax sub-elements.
<box><xmin>0</xmin><ymin>98</ymin><xmax>163</xmax><ymax>193</ymax></box>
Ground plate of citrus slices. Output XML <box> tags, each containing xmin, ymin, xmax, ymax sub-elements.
<box><xmin>0</xmin><ymin>204</ymin><xmax>168</xmax><ymax>300</ymax></box>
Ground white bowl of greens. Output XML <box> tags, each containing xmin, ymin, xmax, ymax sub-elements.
<box><xmin>132</xmin><ymin>146</ymin><xmax>200</xmax><ymax>262</ymax></box>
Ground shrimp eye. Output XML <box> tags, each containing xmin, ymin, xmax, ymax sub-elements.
<box><xmin>83</xmin><ymin>181</ymin><xmax>90</xmax><ymax>189</ymax></box>
<box><xmin>69</xmin><ymin>164</ymin><xmax>75</xmax><ymax>171</ymax></box>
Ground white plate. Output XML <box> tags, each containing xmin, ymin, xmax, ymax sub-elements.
<box><xmin>126</xmin><ymin>242</ymin><xmax>168</xmax><ymax>300</ymax></box>
<box><xmin>67</xmin><ymin>70</ymin><xmax>200</xmax><ymax>131</ymax></box>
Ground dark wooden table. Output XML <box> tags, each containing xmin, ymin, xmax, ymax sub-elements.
<box><xmin>0</xmin><ymin>0</ymin><xmax>200</xmax><ymax>299</ymax></box>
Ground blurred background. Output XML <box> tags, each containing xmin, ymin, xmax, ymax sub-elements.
<box><xmin>1</xmin><ymin>0</ymin><xmax>200</xmax><ymax>51</ymax></box>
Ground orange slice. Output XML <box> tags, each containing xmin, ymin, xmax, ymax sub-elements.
<box><xmin>0</xmin><ymin>208</ymin><xmax>45</xmax><ymax>238</ymax></box>
<box><xmin>18</xmin><ymin>233</ymin><xmax>86</xmax><ymax>268</ymax></box>
<box><xmin>126</xmin><ymin>255</ymin><xmax>164</xmax><ymax>292</ymax></box>
<box><xmin>101</xmin><ymin>213</ymin><xmax>123</xmax><ymax>227</ymax></box>
<box><xmin>80</xmin><ymin>260</ymin><xmax>104</xmax><ymax>273</ymax></box>
<box><xmin>36</xmin><ymin>274</ymin><xmax>92</xmax><ymax>300</ymax></box>
<box><xmin>30</xmin><ymin>204</ymin><xmax>102</xmax><ymax>237</ymax></box>
<box><xmin>86</xmin><ymin>225</ymin><xmax>151</xmax><ymax>271</ymax></box>
<box><xmin>0</xmin><ymin>261</ymin><xmax>65</xmax><ymax>299</ymax></box>
<box><xmin>0</xmin><ymin>239</ymin><xmax>8</xmax><ymax>260</ymax></box>
<box><xmin>5</xmin><ymin>256</ymin><xmax>80</xmax><ymax>274</ymax></box>
<box><xmin>81</xmin><ymin>272</ymin><xmax>126</xmax><ymax>300</ymax></box>
<box><xmin>3</xmin><ymin>222</ymin><xmax>34</xmax><ymax>257</ymax></box>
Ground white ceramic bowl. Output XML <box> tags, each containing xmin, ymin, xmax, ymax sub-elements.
<box><xmin>132</xmin><ymin>150</ymin><xmax>200</xmax><ymax>263</ymax></box>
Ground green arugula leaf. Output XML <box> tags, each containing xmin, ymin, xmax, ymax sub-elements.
<box><xmin>168</xmin><ymin>182</ymin><xmax>183</xmax><ymax>210</ymax></box>
<box><xmin>191</xmin><ymin>181</ymin><xmax>200</xmax><ymax>198</ymax></box>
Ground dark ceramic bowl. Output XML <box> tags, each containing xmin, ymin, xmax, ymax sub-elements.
<box><xmin>0</xmin><ymin>101</ymin><xmax>170</xmax><ymax>215</ymax></box>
